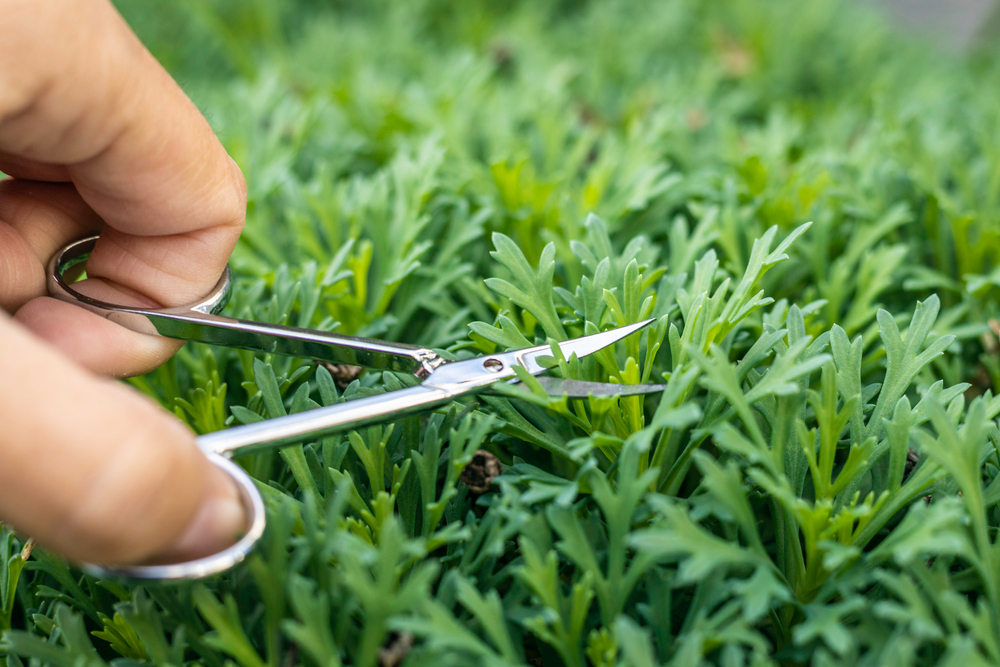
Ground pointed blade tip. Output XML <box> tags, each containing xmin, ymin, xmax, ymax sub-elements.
<box><xmin>555</xmin><ymin>318</ymin><xmax>657</xmax><ymax>360</ymax></box>
<box><xmin>613</xmin><ymin>317</ymin><xmax>656</xmax><ymax>338</ymax></box>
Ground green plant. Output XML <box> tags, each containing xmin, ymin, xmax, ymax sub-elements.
<box><xmin>6</xmin><ymin>0</ymin><xmax>1000</xmax><ymax>665</ymax></box>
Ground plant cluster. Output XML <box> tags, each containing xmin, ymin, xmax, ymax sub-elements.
<box><xmin>5</xmin><ymin>0</ymin><xmax>1000</xmax><ymax>665</ymax></box>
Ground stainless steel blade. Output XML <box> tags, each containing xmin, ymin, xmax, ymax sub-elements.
<box><xmin>517</xmin><ymin>319</ymin><xmax>654</xmax><ymax>374</ymax></box>
<box><xmin>529</xmin><ymin>377</ymin><xmax>667</xmax><ymax>397</ymax></box>
<box><xmin>422</xmin><ymin>319</ymin><xmax>656</xmax><ymax>392</ymax></box>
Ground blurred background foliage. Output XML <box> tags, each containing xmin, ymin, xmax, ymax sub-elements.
<box><xmin>6</xmin><ymin>0</ymin><xmax>1000</xmax><ymax>665</ymax></box>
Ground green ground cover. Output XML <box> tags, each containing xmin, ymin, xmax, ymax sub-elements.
<box><xmin>6</xmin><ymin>0</ymin><xmax>1000</xmax><ymax>664</ymax></box>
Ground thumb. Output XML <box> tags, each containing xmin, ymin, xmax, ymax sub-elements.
<box><xmin>0</xmin><ymin>312</ymin><xmax>246</xmax><ymax>565</ymax></box>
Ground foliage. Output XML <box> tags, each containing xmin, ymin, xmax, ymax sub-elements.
<box><xmin>6</xmin><ymin>0</ymin><xmax>1000</xmax><ymax>665</ymax></box>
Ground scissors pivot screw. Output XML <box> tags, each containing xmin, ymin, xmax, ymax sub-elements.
<box><xmin>483</xmin><ymin>358</ymin><xmax>505</xmax><ymax>372</ymax></box>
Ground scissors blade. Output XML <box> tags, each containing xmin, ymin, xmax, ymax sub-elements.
<box><xmin>422</xmin><ymin>319</ymin><xmax>655</xmax><ymax>392</ymax></box>
<box><xmin>516</xmin><ymin>319</ymin><xmax>654</xmax><ymax>375</ymax></box>
<box><xmin>528</xmin><ymin>377</ymin><xmax>667</xmax><ymax>397</ymax></box>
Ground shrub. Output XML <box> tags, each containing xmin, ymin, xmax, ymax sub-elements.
<box><xmin>5</xmin><ymin>0</ymin><xmax>1000</xmax><ymax>665</ymax></box>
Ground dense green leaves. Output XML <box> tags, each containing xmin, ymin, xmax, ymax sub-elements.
<box><xmin>6</xmin><ymin>0</ymin><xmax>1000</xmax><ymax>665</ymax></box>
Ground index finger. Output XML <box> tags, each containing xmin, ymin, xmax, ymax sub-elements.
<box><xmin>0</xmin><ymin>0</ymin><xmax>246</xmax><ymax>374</ymax></box>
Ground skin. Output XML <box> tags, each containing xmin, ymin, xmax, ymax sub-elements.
<box><xmin>0</xmin><ymin>0</ymin><xmax>249</xmax><ymax>564</ymax></box>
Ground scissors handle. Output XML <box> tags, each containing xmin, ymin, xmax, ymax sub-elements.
<box><xmin>80</xmin><ymin>453</ymin><xmax>266</xmax><ymax>581</ymax></box>
<box><xmin>47</xmin><ymin>236</ymin><xmax>444</xmax><ymax>376</ymax></box>
<box><xmin>199</xmin><ymin>383</ymin><xmax>456</xmax><ymax>456</ymax></box>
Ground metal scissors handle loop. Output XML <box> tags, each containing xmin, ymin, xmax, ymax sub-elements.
<box><xmin>49</xmin><ymin>236</ymin><xmax>234</xmax><ymax>320</ymax></box>
<box><xmin>78</xmin><ymin>455</ymin><xmax>267</xmax><ymax>580</ymax></box>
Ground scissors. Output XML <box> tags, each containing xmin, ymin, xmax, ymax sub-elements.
<box><xmin>48</xmin><ymin>236</ymin><xmax>659</xmax><ymax>580</ymax></box>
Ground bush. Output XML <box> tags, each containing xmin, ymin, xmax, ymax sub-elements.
<box><xmin>5</xmin><ymin>0</ymin><xmax>1000</xmax><ymax>665</ymax></box>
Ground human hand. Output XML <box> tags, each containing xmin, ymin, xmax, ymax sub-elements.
<box><xmin>0</xmin><ymin>0</ymin><xmax>248</xmax><ymax>564</ymax></box>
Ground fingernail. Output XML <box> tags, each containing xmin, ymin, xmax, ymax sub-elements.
<box><xmin>152</xmin><ymin>467</ymin><xmax>248</xmax><ymax>564</ymax></box>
